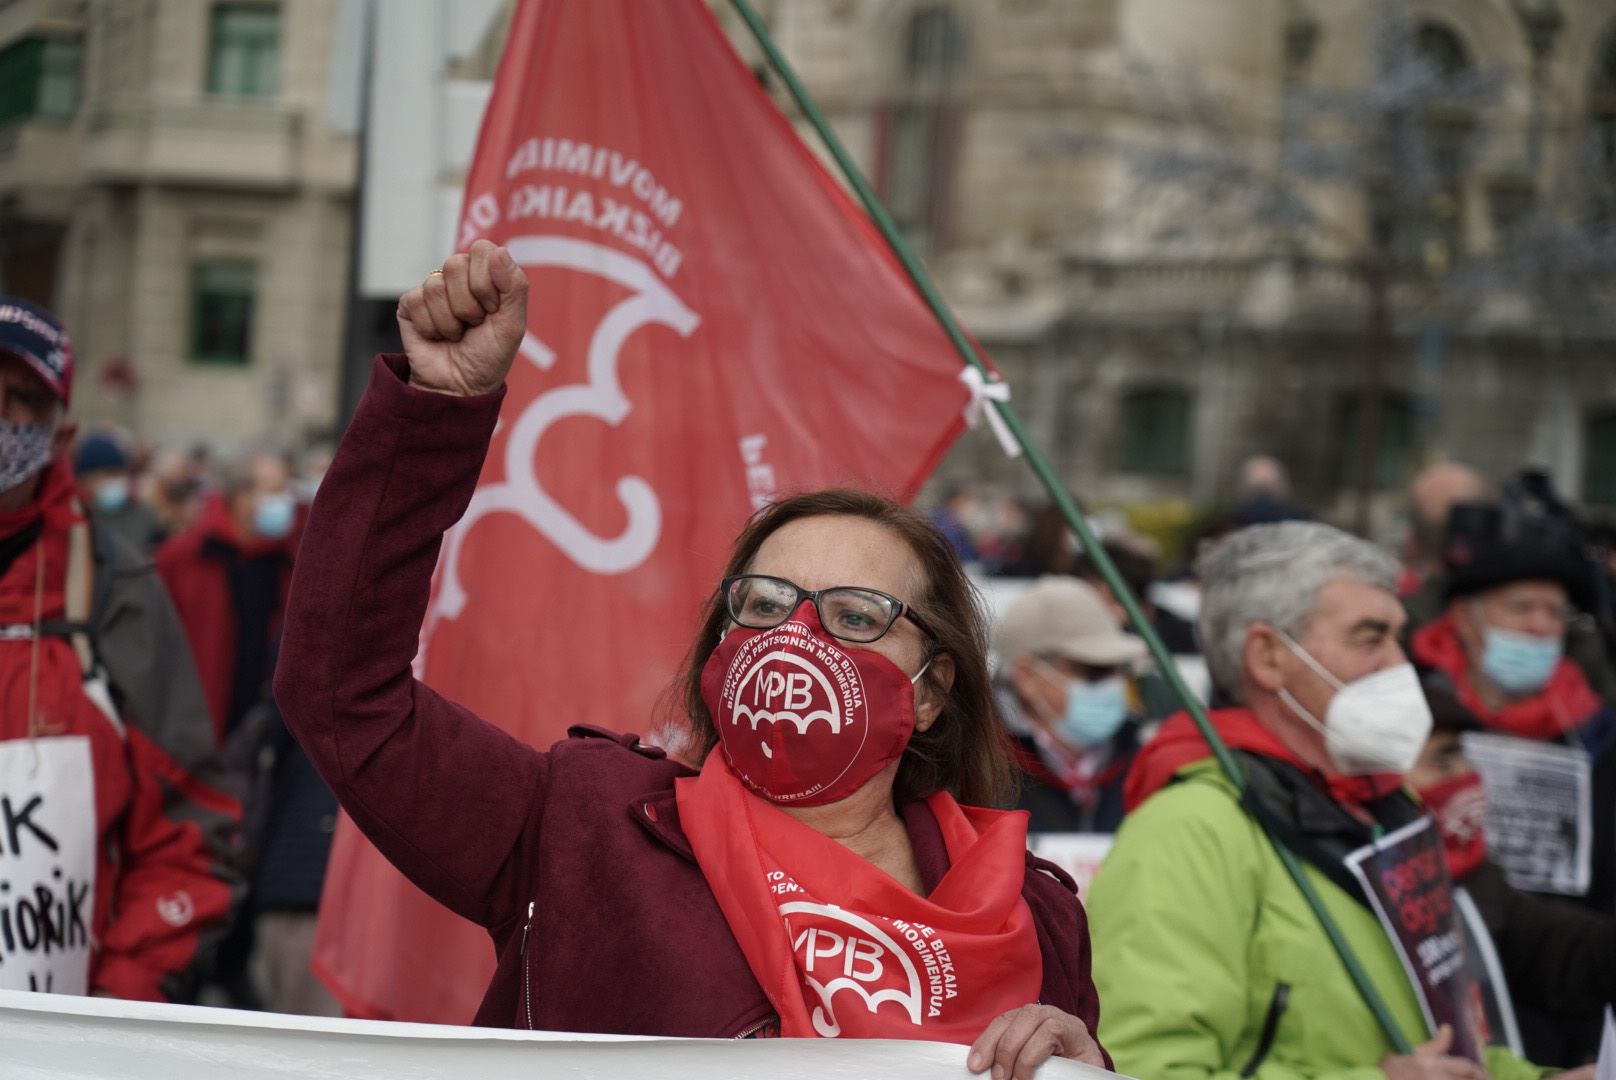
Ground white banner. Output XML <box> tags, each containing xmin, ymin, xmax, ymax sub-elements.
<box><xmin>0</xmin><ymin>989</ymin><xmax>1132</xmax><ymax>1079</ymax></box>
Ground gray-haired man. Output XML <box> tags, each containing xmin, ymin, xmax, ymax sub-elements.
<box><xmin>1086</xmin><ymin>522</ymin><xmax>1563</xmax><ymax>1079</ymax></box>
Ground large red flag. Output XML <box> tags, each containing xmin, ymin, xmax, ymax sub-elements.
<box><xmin>313</xmin><ymin>0</ymin><xmax>987</xmax><ymax>1023</ymax></box>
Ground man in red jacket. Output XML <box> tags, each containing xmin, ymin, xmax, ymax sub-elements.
<box><xmin>156</xmin><ymin>451</ymin><xmax>297</xmax><ymax>742</ymax></box>
<box><xmin>0</xmin><ymin>296</ymin><xmax>241</xmax><ymax>1000</ymax></box>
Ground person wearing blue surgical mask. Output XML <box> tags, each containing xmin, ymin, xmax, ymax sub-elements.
<box><xmin>73</xmin><ymin>432</ymin><xmax>163</xmax><ymax>554</ymax></box>
<box><xmin>1412</xmin><ymin>555</ymin><xmax>1616</xmax><ymax>1068</ymax></box>
<box><xmin>156</xmin><ymin>448</ymin><xmax>302</xmax><ymax>1010</ymax></box>
<box><xmin>993</xmin><ymin>575</ymin><xmax>1149</xmax><ymax>833</ymax></box>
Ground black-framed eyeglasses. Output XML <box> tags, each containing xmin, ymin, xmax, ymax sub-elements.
<box><xmin>720</xmin><ymin>574</ymin><xmax>935</xmax><ymax>644</ymax></box>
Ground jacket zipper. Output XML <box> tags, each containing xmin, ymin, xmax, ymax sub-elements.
<box><xmin>521</xmin><ymin>901</ymin><xmax>535</xmax><ymax>1030</ymax></box>
<box><xmin>732</xmin><ymin>1015</ymin><xmax>774</xmax><ymax>1039</ymax></box>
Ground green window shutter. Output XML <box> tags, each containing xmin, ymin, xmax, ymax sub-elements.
<box><xmin>1585</xmin><ymin>412</ymin><xmax>1616</xmax><ymax>507</ymax></box>
<box><xmin>190</xmin><ymin>260</ymin><xmax>258</xmax><ymax>366</ymax></box>
<box><xmin>1119</xmin><ymin>388</ymin><xmax>1192</xmax><ymax>476</ymax></box>
<box><xmin>0</xmin><ymin>38</ymin><xmax>45</xmax><ymax>128</ymax></box>
<box><xmin>208</xmin><ymin>4</ymin><xmax>281</xmax><ymax>98</ymax></box>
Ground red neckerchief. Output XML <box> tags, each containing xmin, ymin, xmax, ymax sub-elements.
<box><xmin>675</xmin><ymin>753</ymin><xmax>1043</xmax><ymax>1043</ymax></box>
<box><xmin>0</xmin><ymin>458</ymin><xmax>81</xmax><ymax>623</ymax></box>
<box><xmin>1011</xmin><ymin>739</ymin><xmax>1128</xmax><ymax>810</ymax></box>
<box><xmin>1416</xmin><ymin>772</ymin><xmax>1488</xmax><ymax>881</ymax></box>
<box><xmin>1412</xmin><ymin>615</ymin><xmax>1602</xmax><ymax>739</ymax></box>
<box><xmin>1124</xmin><ymin>707</ymin><xmax>1403</xmax><ymax>813</ymax></box>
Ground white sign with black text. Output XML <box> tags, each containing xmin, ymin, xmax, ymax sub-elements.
<box><xmin>1462</xmin><ymin>732</ymin><xmax>1591</xmax><ymax>896</ymax></box>
<box><xmin>0</xmin><ymin>735</ymin><xmax>96</xmax><ymax>995</ymax></box>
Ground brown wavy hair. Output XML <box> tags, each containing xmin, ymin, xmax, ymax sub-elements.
<box><xmin>676</xmin><ymin>489</ymin><xmax>1017</xmax><ymax>808</ymax></box>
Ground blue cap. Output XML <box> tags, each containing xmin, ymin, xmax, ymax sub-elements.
<box><xmin>0</xmin><ymin>296</ymin><xmax>73</xmax><ymax>404</ymax></box>
<box><xmin>74</xmin><ymin>433</ymin><xmax>127</xmax><ymax>475</ymax></box>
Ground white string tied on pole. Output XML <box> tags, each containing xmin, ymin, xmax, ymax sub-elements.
<box><xmin>958</xmin><ymin>366</ymin><xmax>1021</xmax><ymax>459</ymax></box>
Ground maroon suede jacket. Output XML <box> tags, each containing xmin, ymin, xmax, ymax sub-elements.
<box><xmin>275</xmin><ymin>355</ymin><xmax>1107</xmax><ymax>1048</ymax></box>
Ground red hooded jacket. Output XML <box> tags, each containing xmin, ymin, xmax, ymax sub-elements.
<box><xmin>156</xmin><ymin>495</ymin><xmax>294</xmax><ymax>741</ymax></box>
<box><xmin>0</xmin><ymin>459</ymin><xmax>241</xmax><ymax>1000</ymax></box>
<box><xmin>1125</xmin><ymin>707</ymin><xmax>1402</xmax><ymax>813</ymax></box>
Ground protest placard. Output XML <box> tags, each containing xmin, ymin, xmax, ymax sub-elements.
<box><xmin>1462</xmin><ymin>732</ymin><xmax>1591</xmax><ymax>896</ymax></box>
<box><xmin>1028</xmin><ymin>833</ymin><xmax>1114</xmax><ymax>901</ymax></box>
<box><xmin>0</xmin><ymin>737</ymin><xmax>96</xmax><ymax>996</ymax></box>
<box><xmin>1344</xmin><ymin>817</ymin><xmax>1484</xmax><ymax>1064</ymax></box>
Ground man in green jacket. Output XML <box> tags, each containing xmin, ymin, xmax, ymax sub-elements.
<box><xmin>1087</xmin><ymin>522</ymin><xmax>1579</xmax><ymax>1080</ymax></box>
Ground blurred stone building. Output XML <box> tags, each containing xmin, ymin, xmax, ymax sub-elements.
<box><xmin>0</xmin><ymin>0</ymin><xmax>356</xmax><ymax>442</ymax></box>
<box><xmin>6</xmin><ymin>0</ymin><xmax>1615</xmax><ymax>521</ymax></box>
<box><xmin>717</xmin><ymin>0</ymin><xmax>1616</xmax><ymax>527</ymax></box>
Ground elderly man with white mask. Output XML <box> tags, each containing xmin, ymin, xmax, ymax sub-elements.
<box><xmin>1086</xmin><ymin>522</ymin><xmax>1568</xmax><ymax>1080</ymax></box>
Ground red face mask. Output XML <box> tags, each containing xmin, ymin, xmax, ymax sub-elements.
<box><xmin>700</xmin><ymin>602</ymin><xmax>924</xmax><ymax>806</ymax></box>
<box><xmin>1419</xmin><ymin>771</ymin><xmax>1488</xmax><ymax>881</ymax></box>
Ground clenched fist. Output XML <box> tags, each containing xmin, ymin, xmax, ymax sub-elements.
<box><xmin>397</xmin><ymin>239</ymin><xmax>529</xmax><ymax>397</ymax></box>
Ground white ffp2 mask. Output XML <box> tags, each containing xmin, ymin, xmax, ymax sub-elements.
<box><xmin>1276</xmin><ymin>633</ymin><xmax>1432</xmax><ymax>776</ymax></box>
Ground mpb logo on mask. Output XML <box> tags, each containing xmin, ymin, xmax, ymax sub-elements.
<box><xmin>703</xmin><ymin>613</ymin><xmax>913</xmax><ymax>805</ymax></box>
<box><xmin>721</xmin><ymin>622</ymin><xmax>867</xmax><ymax>744</ymax></box>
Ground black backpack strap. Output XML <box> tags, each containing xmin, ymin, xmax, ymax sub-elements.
<box><xmin>1235</xmin><ymin>751</ymin><xmax>1423</xmax><ymax>908</ymax></box>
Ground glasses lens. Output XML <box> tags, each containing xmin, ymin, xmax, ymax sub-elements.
<box><xmin>728</xmin><ymin>576</ymin><xmax>800</xmax><ymax>628</ymax></box>
<box><xmin>820</xmin><ymin>588</ymin><xmax>899</xmax><ymax>642</ymax></box>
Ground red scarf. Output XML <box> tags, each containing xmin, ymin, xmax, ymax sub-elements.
<box><xmin>1011</xmin><ymin>739</ymin><xmax>1129</xmax><ymax>812</ymax></box>
<box><xmin>1411</xmin><ymin>615</ymin><xmax>1602</xmax><ymax>739</ymax></box>
<box><xmin>1417</xmin><ymin>772</ymin><xmax>1488</xmax><ymax>881</ymax></box>
<box><xmin>675</xmin><ymin>754</ymin><xmax>1043</xmax><ymax>1043</ymax></box>
<box><xmin>1124</xmin><ymin>707</ymin><xmax>1403</xmax><ymax>813</ymax></box>
<box><xmin>0</xmin><ymin>459</ymin><xmax>104</xmax><ymax>745</ymax></box>
<box><xmin>0</xmin><ymin>458</ymin><xmax>82</xmax><ymax>624</ymax></box>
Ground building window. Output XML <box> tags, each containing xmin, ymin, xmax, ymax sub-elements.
<box><xmin>876</xmin><ymin>5</ymin><xmax>967</xmax><ymax>255</ymax></box>
<box><xmin>1370</xmin><ymin>20</ymin><xmax>1473</xmax><ymax>263</ymax></box>
<box><xmin>190</xmin><ymin>261</ymin><xmax>257</xmax><ymax>365</ymax></box>
<box><xmin>1333</xmin><ymin>392</ymin><xmax>1416</xmax><ymax>490</ymax></box>
<box><xmin>0</xmin><ymin>36</ymin><xmax>81</xmax><ymax>126</ymax></box>
<box><xmin>208</xmin><ymin>4</ymin><xmax>280</xmax><ymax>98</ymax></box>
<box><xmin>1413</xmin><ymin>22</ymin><xmax>1471</xmax><ymax>82</ymax></box>
<box><xmin>37</xmin><ymin>39</ymin><xmax>80</xmax><ymax>120</ymax></box>
<box><xmin>1118</xmin><ymin>387</ymin><xmax>1193</xmax><ymax>476</ymax></box>
<box><xmin>1585</xmin><ymin>410</ymin><xmax>1616</xmax><ymax>506</ymax></box>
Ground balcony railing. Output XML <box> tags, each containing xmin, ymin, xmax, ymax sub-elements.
<box><xmin>84</xmin><ymin>96</ymin><xmax>300</xmax><ymax>188</ymax></box>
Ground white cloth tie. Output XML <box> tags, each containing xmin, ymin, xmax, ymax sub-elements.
<box><xmin>959</xmin><ymin>366</ymin><xmax>1021</xmax><ymax>458</ymax></box>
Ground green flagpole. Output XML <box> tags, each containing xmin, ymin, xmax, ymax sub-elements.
<box><xmin>725</xmin><ymin>0</ymin><xmax>1413</xmax><ymax>1055</ymax></box>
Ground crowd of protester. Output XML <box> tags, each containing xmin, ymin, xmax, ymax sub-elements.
<box><xmin>11</xmin><ymin>264</ymin><xmax>1616</xmax><ymax>1079</ymax></box>
<box><xmin>931</xmin><ymin>456</ymin><xmax>1616</xmax><ymax>1073</ymax></box>
<box><xmin>79</xmin><ymin>424</ymin><xmax>340</xmax><ymax>1016</ymax></box>
<box><xmin>0</xmin><ymin>296</ymin><xmax>338</xmax><ymax>1019</ymax></box>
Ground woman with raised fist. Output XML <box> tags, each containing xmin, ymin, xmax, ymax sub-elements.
<box><xmin>275</xmin><ymin>242</ymin><xmax>1107</xmax><ymax>1080</ymax></box>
